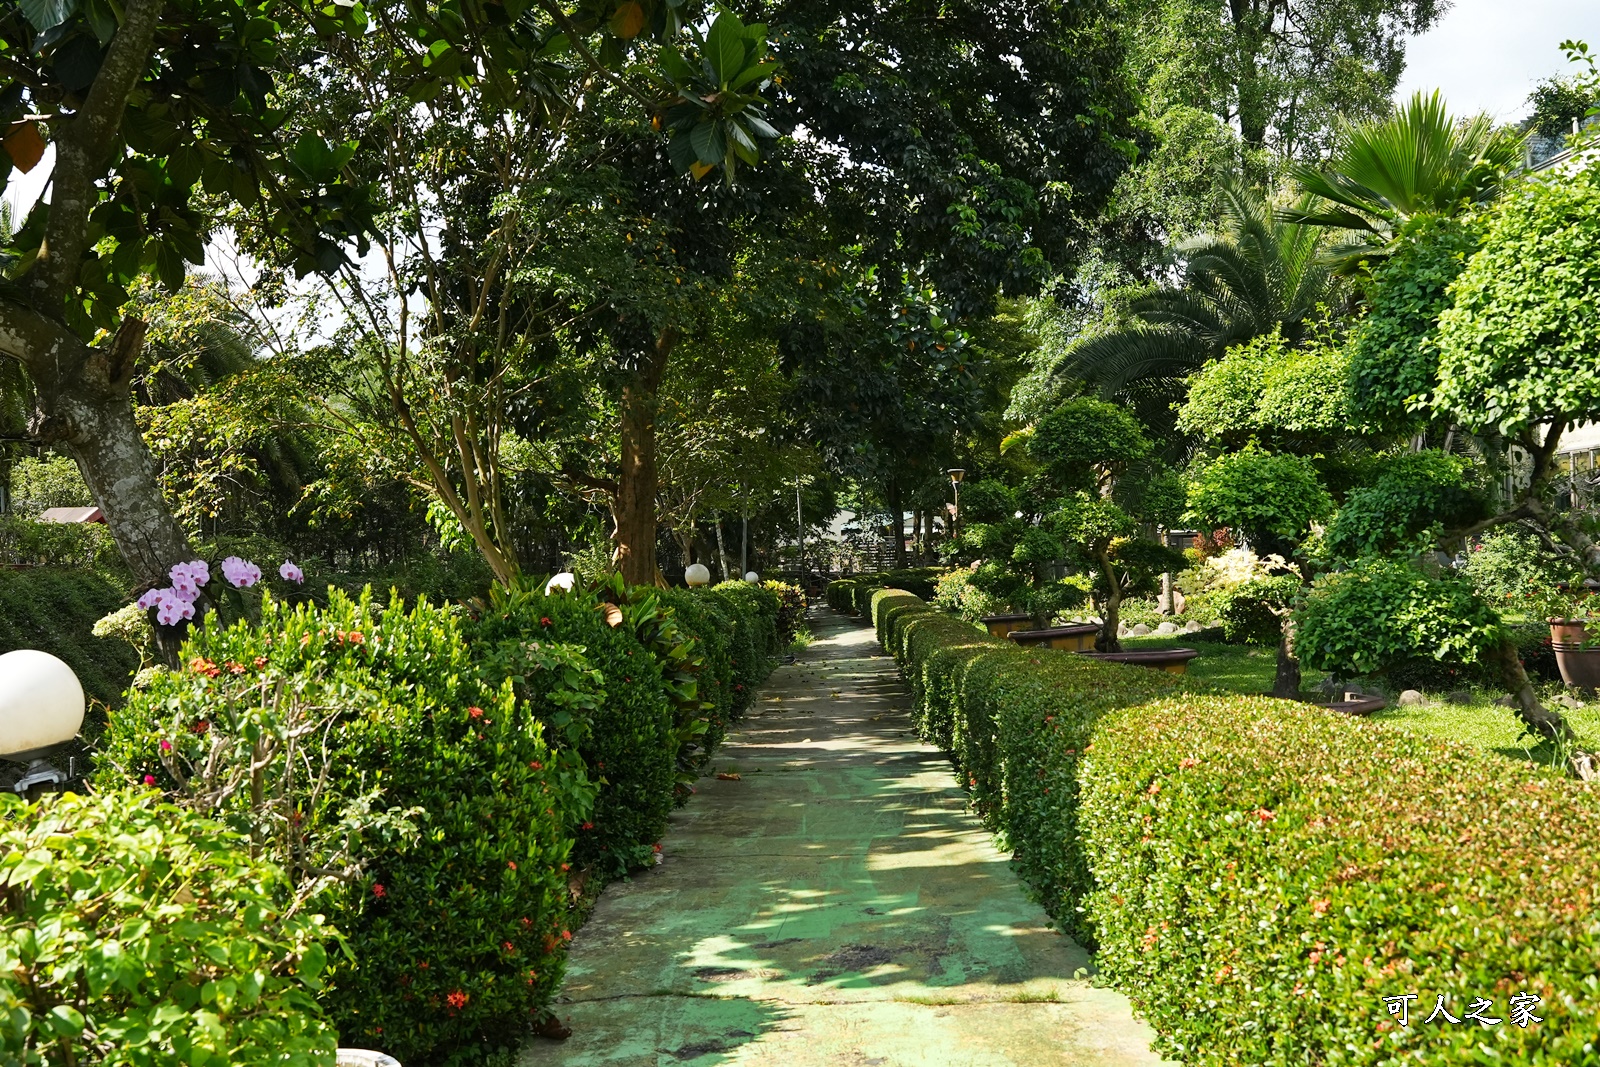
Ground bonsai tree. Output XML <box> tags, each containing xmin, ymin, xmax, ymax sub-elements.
<box><xmin>1185</xmin><ymin>446</ymin><xmax>1333</xmax><ymax>696</ymax></box>
<box><xmin>1028</xmin><ymin>398</ymin><xmax>1184</xmax><ymax>650</ymax></box>
<box><xmin>953</xmin><ymin>477</ymin><xmax>1090</xmax><ymax>625</ymax></box>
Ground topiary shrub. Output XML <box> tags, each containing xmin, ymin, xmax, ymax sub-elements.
<box><xmin>0</xmin><ymin>790</ymin><xmax>338</xmax><ymax>1067</ymax></box>
<box><xmin>95</xmin><ymin>590</ymin><xmax>582</xmax><ymax>1066</ymax></box>
<box><xmin>1211</xmin><ymin>573</ymin><xmax>1301</xmax><ymax>645</ymax></box>
<box><xmin>1294</xmin><ymin>555</ymin><xmax>1505</xmax><ymax>678</ymax></box>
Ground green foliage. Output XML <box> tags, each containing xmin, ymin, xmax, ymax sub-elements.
<box><xmin>761</xmin><ymin>580</ymin><xmax>806</xmax><ymax>648</ymax></box>
<box><xmin>96</xmin><ymin>592</ymin><xmax>580</xmax><ymax>1065</ymax></box>
<box><xmin>1177</xmin><ymin>324</ymin><xmax>1351</xmax><ymax>444</ymax></box>
<box><xmin>1029</xmin><ymin>398</ymin><xmax>1151</xmax><ymax>490</ymax></box>
<box><xmin>9</xmin><ymin>454</ymin><xmax>91</xmax><ymax>513</ymax></box>
<box><xmin>654</xmin><ymin>588</ymin><xmax>735</xmax><ymax>777</ymax></box>
<box><xmin>1461</xmin><ymin>528</ymin><xmax>1584</xmax><ymax>607</ymax></box>
<box><xmin>1185</xmin><ymin>448</ymin><xmax>1332</xmax><ymax>548</ymax></box>
<box><xmin>0</xmin><ymin>569</ymin><xmax>137</xmax><ymax>707</ymax></box>
<box><xmin>932</xmin><ymin>568</ymin><xmax>1009</xmax><ymax>623</ymax></box>
<box><xmin>1082</xmin><ymin>694</ymin><xmax>1600</xmax><ymax>1064</ymax></box>
<box><xmin>1434</xmin><ymin>169</ymin><xmax>1600</xmax><ymax>433</ymax></box>
<box><xmin>1322</xmin><ymin>450</ymin><xmax>1488</xmax><ymax>561</ymax></box>
<box><xmin>955</xmin><ymin>479</ymin><xmax>1020</xmax><ymax>524</ymax></box>
<box><xmin>1345</xmin><ymin>215</ymin><xmax>1481</xmax><ymax>426</ymax></box>
<box><xmin>474</xmin><ymin>584</ymin><xmax>673</xmax><ymax>876</ymax></box>
<box><xmin>1212</xmin><ymin>573</ymin><xmax>1301</xmax><ymax>646</ymax></box>
<box><xmin>1295</xmin><ymin>556</ymin><xmax>1505</xmax><ymax>676</ymax></box>
<box><xmin>0</xmin><ymin>516</ymin><xmax>122</xmax><ymax>571</ymax></box>
<box><xmin>0</xmin><ymin>791</ymin><xmax>337</xmax><ymax>1067</ymax></box>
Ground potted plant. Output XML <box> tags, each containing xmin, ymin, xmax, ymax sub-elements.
<box><xmin>1549</xmin><ymin>594</ymin><xmax>1600</xmax><ymax>690</ymax></box>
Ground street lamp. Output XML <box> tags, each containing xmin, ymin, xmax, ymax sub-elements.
<box><xmin>684</xmin><ymin>563</ymin><xmax>711</xmax><ymax>587</ymax></box>
<box><xmin>948</xmin><ymin>468</ymin><xmax>965</xmax><ymax>542</ymax></box>
<box><xmin>0</xmin><ymin>650</ymin><xmax>85</xmax><ymax>792</ymax></box>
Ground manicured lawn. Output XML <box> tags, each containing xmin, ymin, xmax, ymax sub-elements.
<box><xmin>1124</xmin><ymin>634</ymin><xmax>1599</xmax><ymax>772</ymax></box>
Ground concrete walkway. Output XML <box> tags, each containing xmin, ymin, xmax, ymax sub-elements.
<box><xmin>522</xmin><ymin>609</ymin><xmax>1170</xmax><ymax>1067</ymax></box>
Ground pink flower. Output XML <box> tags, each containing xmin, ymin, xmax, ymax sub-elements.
<box><xmin>168</xmin><ymin>560</ymin><xmax>208</xmax><ymax>593</ymax></box>
<box><xmin>221</xmin><ymin>556</ymin><xmax>262</xmax><ymax>588</ymax></box>
<box><xmin>159</xmin><ymin>739</ymin><xmax>172</xmax><ymax>752</ymax></box>
<box><xmin>279</xmin><ymin>560</ymin><xmax>304</xmax><ymax>583</ymax></box>
<box><xmin>136</xmin><ymin>589</ymin><xmax>162</xmax><ymax>610</ymax></box>
<box><xmin>154</xmin><ymin>590</ymin><xmax>197</xmax><ymax>626</ymax></box>
<box><xmin>142</xmin><ymin>774</ymin><xmax>156</xmax><ymax>786</ymax></box>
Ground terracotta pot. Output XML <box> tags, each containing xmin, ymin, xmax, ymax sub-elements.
<box><xmin>1550</xmin><ymin>619</ymin><xmax>1600</xmax><ymax>688</ymax></box>
<box><xmin>980</xmin><ymin>613</ymin><xmax>1034</xmax><ymax>639</ymax></box>
<box><xmin>1007</xmin><ymin>623</ymin><xmax>1101</xmax><ymax>652</ymax></box>
<box><xmin>1077</xmin><ymin>647</ymin><xmax>1200</xmax><ymax>675</ymax></box>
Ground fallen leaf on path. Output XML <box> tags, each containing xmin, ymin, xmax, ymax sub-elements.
<box><xmin>716</xmin><ymin>773</ymin><xmax>742</xmax><ymax>781</ymax></box>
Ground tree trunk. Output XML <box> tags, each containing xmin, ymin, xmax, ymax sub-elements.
<box><xmin>1271</xmin><ymin>615</ymin><xmax>1301</xmax><ymax>699</ymax></box>
<box><xmin>10</xmin><ymin>317</ymin><xmax>192</xmax><ymax>586</ymax></box>
<box><xmin>889</xmin><ymin>480</ymin><xmax>907</xmax><ymax>569</ymax></box>
<box><xmin>1491</xmin><ymin>633</ymin><xmax>1576</xmax><ymax>743</ymax></box>
<box><xmin>715</xmin><ymin>519</ymin><xmax>732</xmax><ymax>581</ymax></box>
<box><xmin>1095</xmin><ymin>549</ymin><xmax>1123</xmax><ymax>652</ymax></box>
<box><xmin>910</xmin><ymin>508</ymin><xmax>922</xmax><ymax>566</ymax></box>
<box><xmin>612</xmin><ymin>328</ymin><xmax>677</xmax><ymax>587</ymax></box>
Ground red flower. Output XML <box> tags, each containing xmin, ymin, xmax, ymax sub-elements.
<box><xmin>503</xmin><ymin>941</ymin><xmax>515</xmax><ymax>952</ymax></box>
<box><xmin>528</xmin><ymin>760</ymin><xmax>543</xmax><ymax>770</ymax></box>
<box><xmin>193</xmin><ymin>720</ymin><xmax>210</xmax><ymax>735</ymax></box>
<box><xmin>521</xmin><ymin>917</ymin><xmax>533</xmax><ymax>927</ymax></box>
<box><xmin>596</xmin><ymin>761</ymin><xmax>605</xmax><ymax>769</ymax></box>
<box><xmin>346</xmin><ymin>631</ymin><xmax>365</xmax><ymax>645</ymax></box>
<box><xmin>159</xmin><ymin>739</ymin><xmax>172</xmax><ymax>752</ymax></box>
<box><xmin>188</xmin><ymin>657</ymin><xmax>220</xmax><ymax>678</ymax></box>
<box><xmin>468</xmin><ymin>706</ymin><xmax>485</xmax><ymax>720</ymax></box>
<box><xmin>580</xmin><ymin>822</ymin><xmax>594</xmax><ymax>831</ymax></box>
<box><xmin>507</xmin><ymin>861</ymin><xmax>517</xmax><ymax>870</ymax></box>
<box><xmin>372</xmin><ymin>883</ymin><xmax>387</xmax><ymax>899</ymax></box>
<box><xmin>142</xmin><ymin>774</ymin><xmax>156</xmax><ymax>786</ymax></box>
<box><xmin>1255</xmin><ymin>808</ymin><xmax>1275</xmax><ymax>822</ymax></box>
<box><xmin>1179</xmin><ymin>757</ymin><xmax>1198</xmax><ymax>769</ymax></box>
<box><xmin>253</xmin><ymin>655</ymin><xmax>267</xmax><ymax>668</ymax></box>
<box><xmin>446</xmin><ymin>990</ymin><xmax>468</xmax><ymax>1009</ymax></box>
<box><xmin>560</xmin><ymin>863</ymin><xmax>571</xmax><ymax>872</ymax></box>
<box><xmin>561</xmin><ymin>930</ymin><xmax>572</xmax><ymax>941</ymax></box>
<box><xmin>539</xmin><ymin>616</ymin><xmax>552</xmax><ymax>628</ymax></box>
<box><xmin>226</xmin><ymin>661</ymin><xmax>246</xmax><ymax>675</ymax></box>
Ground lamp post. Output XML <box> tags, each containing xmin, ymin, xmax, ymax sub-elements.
<box><xmin>948</xmin><ymin>468</ymin><xmax>965</xmax><ymax>543</ymax></box>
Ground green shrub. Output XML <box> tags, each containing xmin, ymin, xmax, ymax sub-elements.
<box><xmin>1322</xmin><ymin>450</ymin><xmax>1488</xmax><ymax>561</ymax></box>
<box><xmin>653</xmin><ymin>587</ymin><xmax>734</xmax><ymax>780</ymax></box>
<box><xmin>931</xmin><ymin>567</ymin><xmax>1007</xmax><ymax>622</ymax></box>
<box><xmin>709</xmin><ymin>581</ymin><xmax>781</xmax><ymax>690</ymax></box>
<box><xmin>1295</xmin><ymin>555</ymin><xmax>1505</xmax><ymax>677</ymax></box>
<box><xmin>473</xmin><ymin>583</ymin><xmax>674</xmax><ymax>876</ymax></box>
<box><xmin>0</xmin><ymin>790</ymin><xmax>337</xmax><ymax>1067</ymax></box>
<box><xmin>95</xmin><ymin>591</ymin><xmax>580</xmax><ymax>1066</ymax></box>
<box><xmin>1461</xmin><ymin>528</ymin><xmax>1583</xmax><ymax>612</ymax></box>
<box><xmin>0</xmin><ymin>568</ymin><xmax>137</xmax><ymax>708</ymax></box>
<box><xmin>1211</xmin><ymin>573</ymin><xmax>1301</xmax><ymax>646</ymax></box>
<box><xmin>825</xmin><ymin>577</ymin><xmax>860</xmax><ymax>612</ymax></box>
<box><xmin>762</xmin><ymin>580</ymin><xmax>806</xmax><ymax>647</ymax></box>
<box><xmin>1082</xmin><ymin>694</ymin><xmax>1600</xmax><ymax>1064</ymax></box>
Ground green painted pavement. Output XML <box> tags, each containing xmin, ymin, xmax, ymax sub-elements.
<box><xmin>521</xmin><ymin>609</ymin><xmax>1171</xmax><ymax>1067</ymax></box>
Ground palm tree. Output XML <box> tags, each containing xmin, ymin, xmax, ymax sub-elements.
<box><xmin>1282</xmin><ymin>90</ymin><xmax>1526</xmax><ymax>274</ymax></box>
<box><xmin>1053</xmin><ymin>180</ymin><xmax>1334</xmax><ymax>438</ymax></box>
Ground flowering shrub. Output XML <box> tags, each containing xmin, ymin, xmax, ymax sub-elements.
<box><xmin>762</xmin><ymin>579</ymin><xmax>806</xmax><ymax>647</ymax></box>
<box><xmin>95</xmin><ymin>591</ymin><xmax>578</xmax><ymax>1066</ymax></box>
<box><xmin>0</xmin><ymin>791</ymin><xmax>337</xmax><ymax>1066</ymax></box>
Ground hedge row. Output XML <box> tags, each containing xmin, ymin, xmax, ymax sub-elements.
<box><xmin>869</xmin><ymin>589</ymin><xmax>1599</xmax><ymax>1065</ymax></box>
<box><xmin>826</xmin><ymin>567</ymin><xmax>945</xmax><ymax>614</ymax></box>
<box><xmin>81</xmin><ymin>578</ymin><xmax>783</xmax><ymax>1067</ymax></box>
<box><xmin>0</xmin><ymin>568</ymin><xmax>138</xmax><ymax>706</ymax></box>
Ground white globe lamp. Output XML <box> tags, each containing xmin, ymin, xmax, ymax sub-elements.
<box><xmin>684</xmin><ymin>563</ymin><xmax>711</xmax><ymax>588</ymax></box>
<box><xmin>0</xmin><ymin>650</ymin><xmax>85</xmax><ymax>792</ymax></box>
<box><xmin>744</xmin><ymin>571</ymin><xmax>760</xmax><ymax>584</ymax></box>
<box><xmin>544</xmin><ymin>572</ymin><xmax>576</xmax><ymax>595</ymax></box>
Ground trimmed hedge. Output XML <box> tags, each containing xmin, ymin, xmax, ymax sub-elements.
<box><xmin>0</xmin><ymin>568</ymin><xmax>137</xmax><ymax>707</ymax></box>
<box><xmin>828</xmin><ymin>568</ymin><xmax>946</xmax><ymax>614</ymax></box>
<box><xmin>866</xmin><ymin>590</ymin><xmax>1599</xmax><ymax>1064</ymax></box>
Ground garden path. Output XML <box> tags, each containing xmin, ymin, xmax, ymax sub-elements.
<box><xmin>520</xmin><ymin>608</ymin><xmax>1170</xmax><ymax>1067</ymax></box>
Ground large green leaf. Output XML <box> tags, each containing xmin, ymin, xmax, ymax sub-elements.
<box><xmin>19</xmin><ymin>0</ymin><xmax>78</xmax><ymax>32</ymax></box>
<box><xmin>704</xmin><ymin>12</ymin><xmax>746</xmax><ymax>86</ymax></box>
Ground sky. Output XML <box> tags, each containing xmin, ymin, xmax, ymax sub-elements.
<box><xmin>1397</xmin><ymin>0</ymin><xmax>1600</xmax><ymax>122</ymax></box>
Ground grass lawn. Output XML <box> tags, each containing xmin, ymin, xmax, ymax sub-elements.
<box><xmin>1123</xmin><ymin>633</ymin><xmax>1600</xmax><ymax>773</ymax></box>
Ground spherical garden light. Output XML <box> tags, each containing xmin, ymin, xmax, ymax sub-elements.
<box><xmin>0</xmin><ymin>649</ymin><xmax>85</xmax><ymax>792</ymax></box>
<box><xmin>744</xmin><ymin>571</ymin><xmax>760</xmax><ymax>584</ymax></box>
<box><xmin>544</xmin><ymin>572</ymin><xmax>576</xmax><ymax>596</ymax></box>
<box><xmin>685</xmin><ymin>563</ymin><xmax>711</xmax><ymax>587</ymax></box>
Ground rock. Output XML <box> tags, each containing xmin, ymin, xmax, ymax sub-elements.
<box><xmin>1117</xmin><ymin>623</ymin><xmax>1129</xmax><ymax>638</ymax></box>
<box><xmin>1446</xmin><ymin>689</ymin><xmax>1474</xmax><ymax>705</ymax></box>
<box><xmin>1172</xmin><ymin>589</ymin><xmax>1187</xmax><ymax>614</ymax></box>
<box><xmin>1183</xmin><ymin>620</ymin><xmax>1203</xmax><ymax>633</ymax></box>
<box><xmin>1552</xmin><ymin>692</ymin><xmax>1586</xmax><ymax>709</ymax></box>
<box><xmin>1130</xmin><ymin>623</ymin><xmax>1152</xmax><ymax>636</ymax></box>
<box><xmin>1155</xmin><ymin>621</ymin><xmax>1180</xmax><ymax>635</ymax></box>
<box><xmin>1494</xmin><ymin>694</ymin><xmax>1516</xmax><ymax>707</ymax></box>
<box><xmin>1398</xmin><ymin>689</ymin><xmax>1425</xmax><ymax>706</ymax></box>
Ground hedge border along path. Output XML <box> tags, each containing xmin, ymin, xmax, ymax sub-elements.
<box><xmin>870</xmin><ymin>588</ymin><xmax>1600</xmax><ymax>1066</ymax></box>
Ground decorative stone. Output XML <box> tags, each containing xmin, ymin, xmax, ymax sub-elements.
<box><xmin>0</xmin><ymin>650</ymin><xmax>85</xmax><ymax>758</ymax></box>
<box><xmin>1129</xmin><ymin>623</ymin><xmax>1152</xmax><ymax>636</ymax></box>
<box><xmin>1398</xmin><ymin>689</ymin><xmax>1424</xmax><ymax>706</ymax></box>
<box><xmin>1183</xmin><ymin>620</ymin><xmax>1203</xmax><ymax>633</ymax></box>
<box><xmin>1445</xmin><ymin>689</ymin><xmax>1474</xmax><ymax>705</ymax></box>
<box><xmin>1154</xmin><ymin>621</ymin><xmax>1179</xmax><ymax>636</ymax></box>
<box><xmin>1172</xmin><ymin>589</ymin><xmax>1187</xmax><ymax>614</ymax></box>
<box><xmin>1552</xmin><ymin>692</ymin><xmax>1586</xmax><ymax>709</ymax></box>
<box><xmin>1494</xmin><ymin>694</ymin><xmax>1516</xmax><ymax>707</ymax></box>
